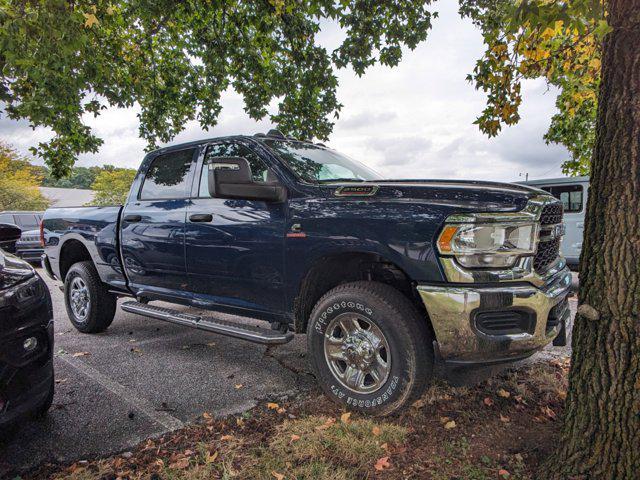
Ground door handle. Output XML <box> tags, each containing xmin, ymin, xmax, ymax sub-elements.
<box><xmin>189</xmin><ymin>213</ymin><xmax>213</xmax><ymax>223</ymax></box>
<box><xmin>123</xmin><ymin>214</ymin><xmax>142</xmax><ymax>223</ymax></box>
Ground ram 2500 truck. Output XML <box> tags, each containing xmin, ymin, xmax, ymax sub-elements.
<box><xmin>41</xmin><ymin>130</ymin><xmax>572</xmax><ymax>415</ymax></box>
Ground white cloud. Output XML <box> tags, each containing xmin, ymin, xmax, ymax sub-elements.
<box><xmin>0</xmin><ymin>1</ymin><xmax>568</xmax><ymax>182</ymax></box>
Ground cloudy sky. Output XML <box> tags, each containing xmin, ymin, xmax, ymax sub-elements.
<box><xmin>1</xmin><ymin>2</ymin><xmax>569</xmax><ymax>182</ymax></box>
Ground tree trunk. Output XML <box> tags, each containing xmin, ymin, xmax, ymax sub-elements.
<box><xmin>545</xmin><ymin>1</ymin><xmax>640</xmax><ymax>478</ymax></box>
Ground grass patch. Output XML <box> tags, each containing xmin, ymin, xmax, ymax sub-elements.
<box><xmin>241</xmin><ymin>415</ymin><xmax>406</xmax><ymax>479</ymax></box>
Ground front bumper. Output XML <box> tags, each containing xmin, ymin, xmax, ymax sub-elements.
<box><xmin>0</xmin><ymin>274</ymin><xmax>55</xmax><ymax>427</ymax></box>
<box><xmin>417</xmin><ymin>265</ymin><xmax>572</xmax><ymax>365</ymax></box>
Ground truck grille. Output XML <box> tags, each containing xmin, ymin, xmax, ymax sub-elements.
<box><xmin>534</xmin><ymin>202</ymin><xmax>563</xmax><ymax>274</ymax></box>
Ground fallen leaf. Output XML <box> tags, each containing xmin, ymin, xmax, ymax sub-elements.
<box><xmin>514</xmin><ymin>395</ymin><xmax>527</xmax><ymax>404</ymax></box>
<box><xmin>541</xmin><ymin>405</ymin><xmax>557</xmax><ymax>420</ymax></box>
<box><xmin>154</xmin><ymin>459</ymin><xmax>165</xmax><ymax>468</ymax></box>
<box><xmin>290</xmin><ymin>434</ymin><xmax>301</xmax><ymax>442</ymax></box>
<box><xmin>272</xmin><ymin>471</ymin><xmax>285</xmax><ymax>480</ymax></box>
<box><xmin>130</xmin><ymin>347</ymin><xmax>143</xmax><ymax>355</ymax></box>
<box><xmin>207</xmin><ymin>341</ymin><xmax>216</xmax><ymax>347</ymax></box>
<box><xmin>55</xmin><ymin>378</ymin><xmax>68</xmax><ymax>384</ymax></box>
<box><xmin>497</xmin><ymin>388</ymin><xmax>511</xmax><ymax>398</ymax></box>
<box><xmin>184</xmin><ymin>449</ymin><xmax>193</xmax><ymax>456</ymax></box>
<box><xmin>169</xmin><ymin>457</ymin><xmax>190</xmax><ymax>469</ymax></box>
<box><xmin>220</xmin><ymin>434</ymin><xmax>234</xmax><ymax>441</ymax></box>
<box><xmin>557</xmin><ymin>390</ymin><xmax>567</xmax><ymax>401</ymax></box>
<box><xmin>234</xmin><ymin>384</ymin><xmax>243</xmax><ymax>389</ymax></box>
<box><xmin>483</xmin><ymin>397</ymin><xmax>495</xmax><ymax>407</ymax></box>
<box><xmin>374</xmin><ymin>456</ymin><xmax>391</xmax><ymax>471</ymax></box>
<box><xmin>236</xmin><ymin>417</ymin><xmax>244</xmax><ymax>427</ymax></box>
<box><xmin>372</xmin><ymin>426</ymin><xmax>381</xmax><ymax>436</ymax></box>
<box><xmin>444</xmin><ymin>420</ymin><xmax>457</xmax><ymax>430</ymax></box>
<box><xmin>204</xmin><ymin>451</ymin><xmax>218</xmax><ymax>464</ymax></box>
<box><xmin>202</xmin><ymin>412</ymin><xmax>212</xmax><ymax>419</ymax></box>
<box><xmin>411</xmin><ymin>398</ymin><xmax>426</xmax><ymax>409</ymax></box>
<box><xmin>499</xmin><ymin>413</ymin><xmax>510</xmax><ymax>423</ymax></box>
<box><xmin>499</xmin><ymin>468</ymin><xmax>511</xmax><ymax>478</ymax></box>
<box><xmin>72</xmin><ymin>351</ymin><xmax>90</xmax><ymax>357</ymax></box>
<box><xmin>381</xmin><ymin>442</ymin><xmax>389</xmax><ymax>451</ymax></box>
<box><xmin>439</xmin><ymin>416</ymin><xmax>451</xmax><ymax>424</ymax></box>
<box><xmin>315</xmin><ymin>418</ymin><xmax>336</xmax><ymax>431</ymax></box>
<box><xmin>267</xmin><ymin>402</ymin><xmax>280</xmax><ymax>410</ymax></box>
<box><xmin>340</xmin><ymin>412</ymin><xmax>351</xmax><ymax>424</ymax></box>
<box><xmin>83</xmin><ymin>13</ymin><xmax>99</xmax><ymax>28</ymax></box>
<box><xmin>277</xmin><ymin>407</ymin><xmax>286</xmax><ymax>414</ymax></box>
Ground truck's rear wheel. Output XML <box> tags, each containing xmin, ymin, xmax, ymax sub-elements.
<box><xmin>64</xmin><ymin>261</ymin><xmax>116</xmax><ymax>333</ymax></box>
<box><xmin>307</xmin><ymin>281</ymin><xmax>433</xmax><ymax>416</ymax></box>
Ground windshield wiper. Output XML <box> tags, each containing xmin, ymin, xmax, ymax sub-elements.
<box><xmin>316</xmin><ymin>178</ymin><xmax>367</xmax><ymax>183</ymax></box>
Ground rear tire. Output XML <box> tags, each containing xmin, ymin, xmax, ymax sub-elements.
<box><xmin>307</xmin><ymin>281</ymin><xmax>433</xmax><ymax>416</ymax></box>
<box><xmin>64</xmin><ymin>261</ymin><xmax>116</xmax><ymax>333</ymax></box>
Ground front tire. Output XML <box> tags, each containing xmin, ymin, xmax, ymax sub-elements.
<box><xmin>307</xmin><ymin>281</ymin><xmax>433</xmax><ymax>416</ymax></box>
<box><xmin>64</xmin><ymin>261</ymin><xmax>116</xmax><ymax>333</ymax></box>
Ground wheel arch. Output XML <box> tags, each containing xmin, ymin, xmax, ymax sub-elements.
<box><xmin>291</xmin><ymin>251</ymin><xmax>435</xmax><ymax>339</ymax></box>
<box><xmin>58</xmin><ymin>239</ymin><xmax>93</xmax><ymax>281</ymax></box>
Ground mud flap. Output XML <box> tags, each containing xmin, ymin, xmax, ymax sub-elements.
<box><xmin>553</xmin><ymin>317</ymin><xmax>568</xmax><ymax>347</ymax></box>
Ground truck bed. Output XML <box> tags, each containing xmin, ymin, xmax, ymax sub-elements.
<box><xmin>42</xmin><ymin>205</ymin><xmax>127</xmax><ymax>290</ymax></box>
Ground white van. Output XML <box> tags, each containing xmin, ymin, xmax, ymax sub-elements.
<box><xmin>520</xmin><ymin>176</ymin><xmax>589</xmax><ymax>269</ymax></box>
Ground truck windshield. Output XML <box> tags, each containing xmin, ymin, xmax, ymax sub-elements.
<box><xmin>262</xmin><ymin>139</ymin><xmax>383</xmax><ymax>183</ymax></box>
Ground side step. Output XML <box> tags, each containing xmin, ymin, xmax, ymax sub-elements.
<box><xmin>121</xmin><ymin>301</ymin><xmax>294</xmax><ymax>345</ymax></box>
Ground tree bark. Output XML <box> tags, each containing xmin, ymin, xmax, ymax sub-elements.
<box><xmin>545</xmin><ymin>1</ymin><xmax>640</xmax><ymax>478</ymax></box>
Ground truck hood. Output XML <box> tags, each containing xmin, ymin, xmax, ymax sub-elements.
<box><xmin>321</xmin><ymin>179</ymin><xmax>546</xmax><ymax>213</ymax></box>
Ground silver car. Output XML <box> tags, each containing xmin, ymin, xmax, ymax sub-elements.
<box><xmin>0</xmin><ymin>211</ymin><xmax>44</xmax><ymax>264</ymax></box>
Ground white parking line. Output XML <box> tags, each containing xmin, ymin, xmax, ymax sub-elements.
<box><xmin>58</xmin><ymin>355</ymin><xmax>185</xmax><ymax>432</ymax></box>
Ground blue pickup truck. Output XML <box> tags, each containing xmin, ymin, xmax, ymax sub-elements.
<box><xmin>41</xmin><ymin>130</ymin><xmax>572</xmax><ymax>415</ymax></box>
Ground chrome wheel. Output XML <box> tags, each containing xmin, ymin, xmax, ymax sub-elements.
<box><xmin>69</xmin><ymin>277</ymin><xmax>90</xmax><ymax>322</ymax></box>
<box><xmin>323</xmin><ymin>312</ymin><xmax>391</xmax><ymax>394</ymax></box>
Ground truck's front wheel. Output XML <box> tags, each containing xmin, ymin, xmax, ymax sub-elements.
<box><xmin>64</xmin><ymin>261</ymin><xmax>116</xmax><ymax>333</ymax></box>
<box><xmin>307</xmin><ymin>281</ymin><xmax>433</xmax><ymax>416</ymax></box>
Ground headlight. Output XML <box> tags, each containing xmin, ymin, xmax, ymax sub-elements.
<box><xmin>0</xmin><ymin>255</ymin><xmax>35</xmax><ymax>290</ymax></box>
<box><xmin>437</xmin><ymin>223</ymin><xmax>538</xmax><ymax>268</ymax></box>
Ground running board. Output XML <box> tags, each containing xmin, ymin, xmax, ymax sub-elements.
<box><xmin>121</xmin><ymin>301</ymin><xmax>294</xmax><ymax>345</ymax></box>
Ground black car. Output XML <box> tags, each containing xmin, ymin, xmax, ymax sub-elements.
<box><xmin>0</xmin><ymin>223</ymin><xmax>54</xmax><ymax>429</ymax></box>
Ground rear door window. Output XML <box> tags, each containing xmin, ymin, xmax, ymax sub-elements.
<box><xmin>140</xmin><ymin>149</ymin><xmax>196</xmax><ymax>200</ymax></box>
<box><xmin>540</xmin><ymin>184</ymin><xmax>584</xmax><ymax>213</ymax></box>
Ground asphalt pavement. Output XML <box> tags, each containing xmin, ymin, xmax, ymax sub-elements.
<box><xmin>0</xmin><ymin>269</ymin><xmax>313</xmax><ymax>476</ymax></box>
<box><xmin>0</xmin><ymin>269</ymin><xmax>575</xmax><ymax>476</ymax></box>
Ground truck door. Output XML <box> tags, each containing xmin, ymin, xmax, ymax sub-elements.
<box><xmin>120</xmin><ymin>147</ymin><xmax>197</xmax><ymax>302</ymax></box>
<box><xmin>184</xmin><ymin>140</ymin><xmax>286</xmax><ymax>317</ymax></box>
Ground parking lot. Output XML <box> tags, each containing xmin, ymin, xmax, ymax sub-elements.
<box><xmin>0</xmin><ymin>270</ymin><xmax>576</xmax><ymax>476</ymax></box>
<box><xmin>0</xmin><ymin>270</ymin><xmax>314</xmax><ymax>475</ymax></box>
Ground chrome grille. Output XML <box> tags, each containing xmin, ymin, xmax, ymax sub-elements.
<box><xmin>534</xmin><ymin>202</ymin><xmax>563</xmax><ymax>273</ymax></box>
<box><xmin>539</xmin><ymin>203</ymin><xmax>563</xmax><ymax>225</ymax></box>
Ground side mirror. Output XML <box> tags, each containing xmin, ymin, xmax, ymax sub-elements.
<box><xmin>0</xmin><ymin>223</ymin><xmax>22</xmax><ymax>253</ymax></box>
<box><xmin>208</xmin><ymin>157</ymin><xmax>286</xmax><ymax>202</ymax></box>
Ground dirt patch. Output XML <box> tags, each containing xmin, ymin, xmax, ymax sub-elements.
<box><xmin>21</xmin><ymin>358</ymin><xmax>569</xmax><ymax>480</ymax></box>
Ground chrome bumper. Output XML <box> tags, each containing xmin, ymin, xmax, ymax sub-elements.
<box><xmin>417</xmin><ymin>266</ymin><xmax>572</xmax><ymax>365</ymax></box>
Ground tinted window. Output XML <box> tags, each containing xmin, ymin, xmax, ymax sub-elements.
<box><xmin>0</xmin><ymin>214</ymin><xmax>14</xmax><ymax>224</ymax></box>
<box><xmin>198</xmin><ymin>142</ymin><xmax>271</xmax><ymax>197</ymax></box>
<box><xmin>140</xmin><ymin>149</ymin><xmax>195</xmax><ymax>200</ymax></box>
<box><xmin>14</xmin><ymin>214</ymin><xmax>39</xmax><ymax>229</ymax></box>
<box><xmin>541</xmin><ymin>184</ymin><xmax>583</xmax><ymax>213</ymax></box>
